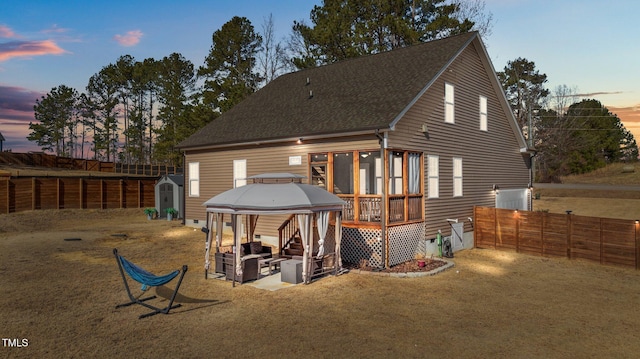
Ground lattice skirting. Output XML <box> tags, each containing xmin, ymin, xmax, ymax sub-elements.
<box><xmin>341</xmin><ymin>222</ymin><xmax>425</xmax><ymax>267</ymax></box>
<box><xmin>388</xmin><ymin>222</ymin><xmax>424</xmax><ymax>266</ymax></box>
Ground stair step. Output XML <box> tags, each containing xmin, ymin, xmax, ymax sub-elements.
<box><xmin>285</xmin><ymin>248</ymin><xmax>304</xmax><ymax>256</ymax></box>
<box><xmin>290</xmin><ymin>243</ymin><xmax>303</xmax><ymax>249</ymax></box>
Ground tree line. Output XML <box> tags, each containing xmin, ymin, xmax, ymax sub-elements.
<box><xmin>27</xmin><ymin>0</ymin><xmax>490</xmax><ymax>166</ymax></box>
<box><xmin>27</xmin><ymin>0</ymin><xmax>637</xmax><ymax>181</ymax></box>
<box><xmin>498</xmin><ymin>58</ymin><xmax>638</xmax><ymax>182</ymax></box>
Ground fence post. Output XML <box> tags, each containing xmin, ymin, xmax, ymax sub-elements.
<box><xmin>635</xmin><ymin>219</ymin><xmax>640</xmax><ymax>269</ymax></box>
<box><xmin>56</xmin><ymin>178</ymin><xmax>61</xmax><ymax>209</ymax></box>
<box><xmin>78</xmin><ymin>178</ymin><xmax>82</xmax><ymax>209</ymax></box>
<box><xmin>600</xmin><ymin>218</ymin><xmax>604</xmax><ymax>265</ymax></box>
<box><xmin>540</xmin><ymin>212</ymin><xmax>545</xmax><ymax>256</ymax></box>
<box><xmin>119</xmin><ymin>179</ymin><xmax>124</xmax><ymax>209</ymax></box>
<box><xmin>515</xmin><ymin>209</ymin><xmax>520</xmax><ymax>253</ymax></box>
<box><xmin>31</xmin><ymin>177</ymin><xmax>36</xmax><ymax>210</ymax></box>
<box><xmin>493</xmin><ymin>207</ymin><xmax>497</xmax><ymax>248</ymax></box>
<box><xmin>566</xmin><ymin>212</ymin><xmax>572</xmax><ymax>259</ymax></box>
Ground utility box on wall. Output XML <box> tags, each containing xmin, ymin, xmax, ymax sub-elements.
<box><xmin>155</xmin><ymin>174</ymin><xmax>184</xmax><ymax>218</ymax></box>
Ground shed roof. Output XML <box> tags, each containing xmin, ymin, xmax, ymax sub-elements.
<box><xmin>178</xmin><ymin>32</ymin><xmax>478</xmax><ymax>150</ymax></box>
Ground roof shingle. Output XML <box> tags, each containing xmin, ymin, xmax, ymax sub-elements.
<box><xmin>178</xmin><ymin>32</ymin><xmax>477</xmax><ymax>149</ymax></box>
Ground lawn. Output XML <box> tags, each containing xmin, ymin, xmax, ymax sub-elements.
<box><xmin>2</xmin><ymin>208</ymin><xmax>640</xmax><ymax>358</ymax></box>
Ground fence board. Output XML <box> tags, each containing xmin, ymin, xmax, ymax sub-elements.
<box><xmin>495</xmin><ymin>209</ymin><xmax>518</xmax><ymax>250</ymax></box>
<box><xmin>103</xmin><ymin>179</ymin><xmax>121</xmax><ymax>209</ymax></box>
<box><xmin>541</xmin><ymin>213</ymin><xmax>569</xmax><ymax>257</ymax></box>
<box><xmin>59</xmin><ymin>178</ymin><xmax>81</xmax><ymax>209</ymax></box>
<box><xmin>474</xmin><ymin>206</ymin><xmax>639</xmax><ymax>270</ymax></box>
<box><xmin>518</xmin><ymin>211</ymin><xmax>543</xmax><ymax>255</ymax></box>
<box><xmin>35</xmin><ymin>178</ymin><xmax>58</xmax><ymax>210</ymax></box>
<box><xmin>0</xmin><ymin>179</ymin><xmax>8</xmax><ymax>214</ymax></box>
<box><xmin>474</xmin><ymin>206</ymin><xmax>496</xmax><ymax>248</ymax></box>
<box><xmin>570</xmin><ymin>216</ymin><xmax>601</xmax><ymax>262</ymax></box>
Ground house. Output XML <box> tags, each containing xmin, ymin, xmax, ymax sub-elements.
<box><xmin>178</xmin><ymin>31</ymin><xmax>532</xmax><ymax>268</ymax></box>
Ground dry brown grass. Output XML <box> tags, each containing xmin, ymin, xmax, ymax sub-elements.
<box><xmin>2</xmin><ymin>208</ymin><xmax>640</xmax><ymax>358</ymax></box>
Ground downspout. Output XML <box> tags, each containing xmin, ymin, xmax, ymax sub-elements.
<box><xmin>376</xmin><ymin>130</ymin><xmax>388</xmax><ymax>269</ymax></box>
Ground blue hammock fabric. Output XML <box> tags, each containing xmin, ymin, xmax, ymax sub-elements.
<box><xmin>113</xmin><ymin>248</ymin><xmax>188</xmax><ymax>319</ymax></box>
<box><xmin>119</xmin><ymin>255</ymin><xmax>180</xmax><ymax>288</ymax></box>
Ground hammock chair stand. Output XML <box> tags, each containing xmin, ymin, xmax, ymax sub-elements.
<box><xmin>113</xmin><ymin>248</ymin><xmax>188</xmax><ymax>319</ymax></box>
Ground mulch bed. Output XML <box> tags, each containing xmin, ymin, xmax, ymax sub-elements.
<box><xmin>344</xmin><ymin>257</ymin><xmax>448</xmax><ymax>273</ymax></box>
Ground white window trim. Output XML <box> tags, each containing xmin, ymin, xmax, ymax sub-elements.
<box><xmin>479</xmin><ymin>95</ymin><xmax>488</xmax><ymax>131</ymax></box>
<box><xmin>453</xmin><ymin>157</ymin><xmax>463</xmax><ymax>197</ymax></box>
<box><xmin>233</xmin><ymin>159</ymin><xmax>247</xmax><ymax>188</ymax></box>
<box><xmin>188</xmin><ymin>162</ymin><xmax>200</xmax><ymax>197</ymax></box>
<box><xmin>445</xmin><ymin>82</ymin><xmax>455</xmax><ymax>124</ymax></box>
<box><xmin>427</xmin><ymin>155</ymin><xmax>439</xmax><ymax>199</ymax></box>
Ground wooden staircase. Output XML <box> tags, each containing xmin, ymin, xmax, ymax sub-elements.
<box><xmin>278</xmin><ymin>214</ymin><xmax>307</xmax><ymax>258</ymax></box>
<box><xmin>283</xmin><ymin>235</ymin><xmax>304</xmax><ymax>257</ymax></box>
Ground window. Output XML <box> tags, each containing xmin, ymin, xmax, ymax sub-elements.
<box><xmin>445</xmin><ymin>83</ymin><xmax>455</xmax><ymax>124</ymax></box>
<box><xmin>408</xmin><ymin>152</ymin><xmax>421</xmax><ymax>194</ymax></box>
<box><xmin>389</xmin><ymin>152</ymin><xmax>403</xmax><ymax>195</ymax></box>
<box><xmin>188</xmin><ymin>162</ymin><xmax>199</xmax><ymax>197</ymax></box>
<box><xmin>358</xmin><ymin>151</ymin><xmax>381</xmax><ymax>195</ymax></box>
<box><xmin>453</xmin><ymin>157</ymin><xmax>463</xmax><ymax>197</ymax></box>
<box><xmin>333</xmin><ymin>153</ymin><xmax>353</xmax><ymax>194</ymax></box>
<box><xmin>310</xmin><ymin>153</ymin><xmax>328</xmax><ymax>189</ymax></box>
<box><xmin>479</xmin><ymin>95</ymin><xmax>488</xmax><ymax>131</ymax></box>
<box><xmin>233</xmin><ymin>159</ymin><xmax>246</xmax><ymax>187</ymax></box>
<box><xmin>427</xmin><ymin>155</ymin><xmax>439</xmax><ymax>198</ymax></box>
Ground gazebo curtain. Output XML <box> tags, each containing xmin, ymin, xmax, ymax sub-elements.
<box><xmin>316</xmin><ymin>211</ymin><xmax>329</xmax><ymax>258</ymax></box>
<box><xmin>296</xmin><ymin>214</ymin><xmax>311</xmax><ymax>283</ymax></box>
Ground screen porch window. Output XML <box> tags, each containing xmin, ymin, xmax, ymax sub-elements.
<box><xmin>427</xmin><ymin>155</ymin><xmax>439</xmax><ymax>198</ymax></box>
<box><xmin>310</xmin><ymin>153</ymin><xmax>328</xmax><ymax>189</ymax></box>
<box><xmin>333</xmin><ymin>153</ymin><xmax>354</xmax><ymax>195</ymax></box>
<box><xmin>389</xmin><ymin>152</ymin><xmax>403</xmax><ymax>195</ymax></box>
<box><xmin>453</xmin><ymin>157</ymin><xmax>463</xmax><ymax>197</ymax></box>
<box><xmin>445</xmin><ymin>82</ymin><xmax>455</xmax><ymax>124</ymax></box>
<box><xmin>479</xmin><ymin>95</ymin><xmax>488</xmax><ymax>131</ymax></box>
<box><xmin>188</xmin><ymin>162</ymin><xmax>199</xmax><ymax>197</ymax></box>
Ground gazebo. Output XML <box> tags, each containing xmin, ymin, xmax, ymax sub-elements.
<box><xmin>202</xmin><ymin>173</ymin><xmax>345</xmax><ymax>285</ymax></box>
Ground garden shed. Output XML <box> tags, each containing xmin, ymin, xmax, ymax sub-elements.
<box><xmin>155</xmin><ymin>174</ymin><xmax>184</xmax><ymax>218</ymax></box>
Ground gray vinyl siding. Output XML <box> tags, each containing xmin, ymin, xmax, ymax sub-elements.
<box><xmin>184</xmin><ymin>136</ymin><xmax>379</xmax><ymax>240</ymax></box>
<box><xmin>388</xmin><ymin>42</ymin><xmax>529</xmax><ymax>238</ymax></box>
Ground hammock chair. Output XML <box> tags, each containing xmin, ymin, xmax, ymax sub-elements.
<box><xmin>113</xmin><ymin>248</ymin><xmax>188</xmax><ymax>319</ymax></box>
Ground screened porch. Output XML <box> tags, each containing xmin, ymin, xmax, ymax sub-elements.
<box><xmin>309</xmin><ymin>150</ymin><xmax>424</xmax><ymax>226</ymax></box>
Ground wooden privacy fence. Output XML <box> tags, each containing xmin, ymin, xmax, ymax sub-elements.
<box><xmin>0</xmin><ymin>176</ymin><xmax>156</xmax><ymax>214</ymax></box>
<box><xmin>474</xmin><ymin>206</ymin><xmax>640</xmax><ymax>270</ymax></box>
<box><xmin>0</xmin><ymin>152</ymin><xmax>182</xmax><ymax>176</ymax></box>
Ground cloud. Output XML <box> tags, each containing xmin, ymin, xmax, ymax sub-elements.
<box><xmin>575</xmin><ymin>91</ymin><xmax>624</xmax><ymax>98</ymax></box>
<box><xmin>0</xmin><ymin>25</ymin><xmax>16</xmax><ymax>38</ymax></box>
<box><xmin>42</xmin><ymin>24</ymin><xmax>69</xmax><ymax>34</ymax></box>
<box><xmin>0</xmin><ymin>85</ymin><xmax>44</xmax><ymax>152</ymax></box>
<box><xmin>609</xmin><ymin>104</ymin><xmax>640</xmax><ymax>141</ymax></box>
<box><xmin>113</xmin><ymin>30</ymin><xmax>143</xmax><ymax>47</ymax></box>
<box><xmin>0</xmin><ymin>40</ymin><xmax>66</xmax><ymax>61</ymax></box>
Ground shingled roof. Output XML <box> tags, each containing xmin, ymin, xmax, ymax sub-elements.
<box><xmin>178</xmin><ymin>31</ymin><xmax>478</xmax><ymax>150</ymax></box>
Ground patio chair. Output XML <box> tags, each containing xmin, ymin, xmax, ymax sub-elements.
<box><xmin>113</xmin><ymin>248</ymin><xmax>188</xmax><ymax>319</ymax></box>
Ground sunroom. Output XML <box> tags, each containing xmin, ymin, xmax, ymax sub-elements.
<box><xmin>307</xmin><ymin>149</ymin><xmax>425</xmax><ymax>268</ymax></box>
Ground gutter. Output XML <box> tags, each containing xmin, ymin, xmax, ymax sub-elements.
<box><xmin>178</xmin><ymin>128</ymin><xmax>393</xmax><ymax>153</ymax></box>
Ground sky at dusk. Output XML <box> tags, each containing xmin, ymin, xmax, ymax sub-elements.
<box><xmin>1</xmin><ymin>0</ymin><xmax>639</xmax><ymax>153</ymax></box>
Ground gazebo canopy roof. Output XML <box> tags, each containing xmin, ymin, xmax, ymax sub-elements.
<box><xmin>203</xmin><ymin>173</ymin><xmax>344</xmax><ymax>215</ymax></box>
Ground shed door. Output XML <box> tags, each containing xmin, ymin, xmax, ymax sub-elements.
<box><xmin>160</xmin><ymin>183</ymin><xmax>173</xmax><ymax>217</ymax></box>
